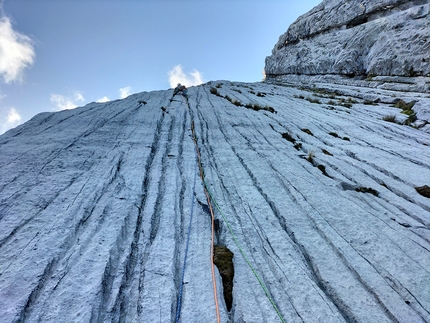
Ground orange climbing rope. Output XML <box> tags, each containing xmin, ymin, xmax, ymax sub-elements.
<box><xmin>190</xmin><ymin>119</ymin><xmax>221</xmax><ymax>323</ymax></box>
<box><xmin>184</xmin><ymin>95</ymin><xmax>287</xmax><ymax>323</ymax></box>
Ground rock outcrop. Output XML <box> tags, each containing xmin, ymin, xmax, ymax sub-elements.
<box><xmin>265</xmin><ymin>0</ymin><xmax>430</xmax><ymax>92</ymax></box>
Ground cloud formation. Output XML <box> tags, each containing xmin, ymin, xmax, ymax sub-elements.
<box><xmin>119</xmin><ymin>86</ymin><xmax>131</xmax><ymax>99</ymax></box>
<box><xmin>50</xmin><ymin>91</ymin><xmax>85</xmax><ymax>111</ymax></box>
<box><xmin>96</xmin><ymin>96</ymin><xmax>110</xmax><ymax>103</ymax></box>
<box><xmin>168</xmin><ymin>65</ymin><xmax>204</xmax><ymax>88</ymax></box>
<box><xmin>1</xmin><ymin>106</ymin><xmax>21</xmax><ymax>134</ymax></box>
<box><xmin>0</xmin><ymin>15</ymin><xmax>35</xmax><ymax>83</ymax></box>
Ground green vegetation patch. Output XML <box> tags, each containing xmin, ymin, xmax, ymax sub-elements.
<box><xmin>395</xmin><ymin>99</ymin><xmax>417</xmax><ymax>125</ymax></box>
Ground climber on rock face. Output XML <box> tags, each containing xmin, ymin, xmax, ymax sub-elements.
<box><xmin>170</xmin><ymin>83</ymin><xmax>188</xmax><ymax>102</ymax></box>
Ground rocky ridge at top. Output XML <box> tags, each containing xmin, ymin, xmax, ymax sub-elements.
<box><xmin>265</xmin><ymin>0</ymin><xmax>430</xmax><ymax>93</ymax></box>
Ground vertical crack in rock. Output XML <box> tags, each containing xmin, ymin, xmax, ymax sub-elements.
<box><xmin>19</xmin><ymin>258</ymin><xmax>57</xmax><ymax>322</ymax></box>
<box><xmin>172</xmin><ymin>109</ymin><xmax>190</xmax><ymax>319</ymax></box>
<box><xmin>213</xmin><ymin>245</ymin><xmax>234</xmax><ymax>312</ymax></box>
<box><xmin>97</xmin><ymin>253</ymin><xmax>118</xmax><ymax>322</ymax></box>
<box><xmin>113</xmin><ymin>115</ymin><xmax>166</xmax><ymax>320</ymax></box>
<box><xmin>224</xmin><ymin>136</ymin><xmax>357</xmax><ymax>321</ymax></box>
<box><xmin>149</xmin><ymin>114</ymin><xmax>175</xmax><ymax>243</ymax></box>
<box><xmin>94</xmin><ymin>201</ymin><xmax>140</xmax><ymax>322</ymax></box>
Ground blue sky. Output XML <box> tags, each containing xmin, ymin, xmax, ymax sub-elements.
<box><xmin>0</xmin><ymin>0</ymin><xmax>321</xmax><ymax>134</ymax></box>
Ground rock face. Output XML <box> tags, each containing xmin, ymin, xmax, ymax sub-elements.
<box><xmin>1</xmin><ymin>1</ymin><xmax>430</xmax><ymax>321</ymax></box>
<box><xmin>265</xmin><ymin>0</ymin><xmax>430</xmax><ymax>82</ymax></box>
<box><xmin>1</xmin><ymin>82</ymin><xmax>430</xmax><ymax>322</ymax></box>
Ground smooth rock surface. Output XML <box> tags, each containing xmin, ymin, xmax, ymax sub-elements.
<box><xmin>1</xmin><ymin>82</ymin><xmax>429</xmax><ymax>322</ymax></box>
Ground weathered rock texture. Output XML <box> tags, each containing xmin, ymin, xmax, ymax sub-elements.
<box><xmin>265</xmin><ymin>0</ymin><xmax>430</xmax><ymax>92</ymax></box>
<box><xmin>1</xmin><ymin>1</ymin><xmax>430</xmax><ymax>322</ymax></box>
<box><xmin>1</xmin><ymin>82</ymin><xmax>430</xmax><ymax>323</ymax></box>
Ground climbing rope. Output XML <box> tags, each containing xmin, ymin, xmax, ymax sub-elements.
<box><xmin>180</xmin><ymin>94</ymin><xmax>285</xmax><ymax>323</ymax></box>
<box><xmin>188</xmin><ymin>95</ymin><xmax>287</xmax><ymax>323</ymax></box>
<box><xmin>174</xmin><ymin>96</ymin><xmax>221</xmax><ymax>323</ymax></box>
<box><xmin>202</xmin><ymin>178</ymin><xmax>287</xmax><ymax>323</ymax></box>
<box><xmin>190</xmin><ymin>119</ymin><xmax>221</xmax><ymax>323</ymax></box>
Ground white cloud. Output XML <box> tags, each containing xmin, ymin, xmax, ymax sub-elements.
<box><xmin>7</xmin><ymin>106</ymin><xmax>20</xmax><ymax>123</ymax></box>
<box><xmin>0</xmin><ymin>15</ymin><xmax>35</xmax><ymax>83</ymax></box>
<box><xmin>50</xmin><ymin>91</ymin><xmax>85</xmax><ymax>111</ymax></box>
<box><xmin>74</xmin><ymin>91</ymin><xmax>85</xmax><ymax>102</ymax></box>
<box><xmin>1</xmin><ymin>107</ymin><xmax>21</xmax><ymax>134</ymax></box>
<box><xmin>96</xmin><ymin>96</ymin><xmax>110</xmax><ymax>103</ymax></box>
<box><xmin>168</xmin><ymin>65</ymin><xmax>204</xmax><ymax>88</ymax></box>
<box><xmin>97</xmin><ymin>87</ymin><xmax>130</xmax><ymax>103</ymax></box>
<box><xmin>119</xmin><ymin>86</ymin><xmax>131</xmax><ymax>99</ymax></box>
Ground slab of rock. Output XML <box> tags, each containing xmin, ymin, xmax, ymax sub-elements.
<box><xmin>1</xmin><ymin>82</ymin><xmax>430</xmax><ymax>322</ymax></box>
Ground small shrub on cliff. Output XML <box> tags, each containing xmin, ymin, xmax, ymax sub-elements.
<box><xmin>231</xmin><ymin>99</ymin><xmax>243</xmax><ymax>107</ymax></box>
<box><xmin>395</xmin><ymin>100</ymin><xmax>417</xmax><ymax>125</ymax></box>
<box><xmin>405</xmin><ymin>114</ymin><xmax>417</xmax><ymax>125</ymax></box>
<box><xmin>395</xmin><ymin>99</ymin><xmax>415</xmax><ymax>111</ymax></box>
<box><xmin>366</xmin><ymin>73</ymin><xmax>376</xmax><ymax>81</ymax></box>
<box><xmin>307</xmin><ymin>151</ymin><xmax>315</xmax><ymax>163</ymax></box>
<box><xmin>306</xmin><ymin>97</ymin><xmax>321</xmax><ymax>104</ymax></box>
<box><xmin>383</xmin><ymin>115</ymin><xmax>397</xmax><ymax>123</ymax></box>
<box><xmin>340</xmin><ymin>101</ymin><xmax>353</xmax><ymax>108</ymax></box>
<box><xmin>244</xmin><ymin>103</ymin><xmax>276</xmax><ymax>113</ymax></box>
